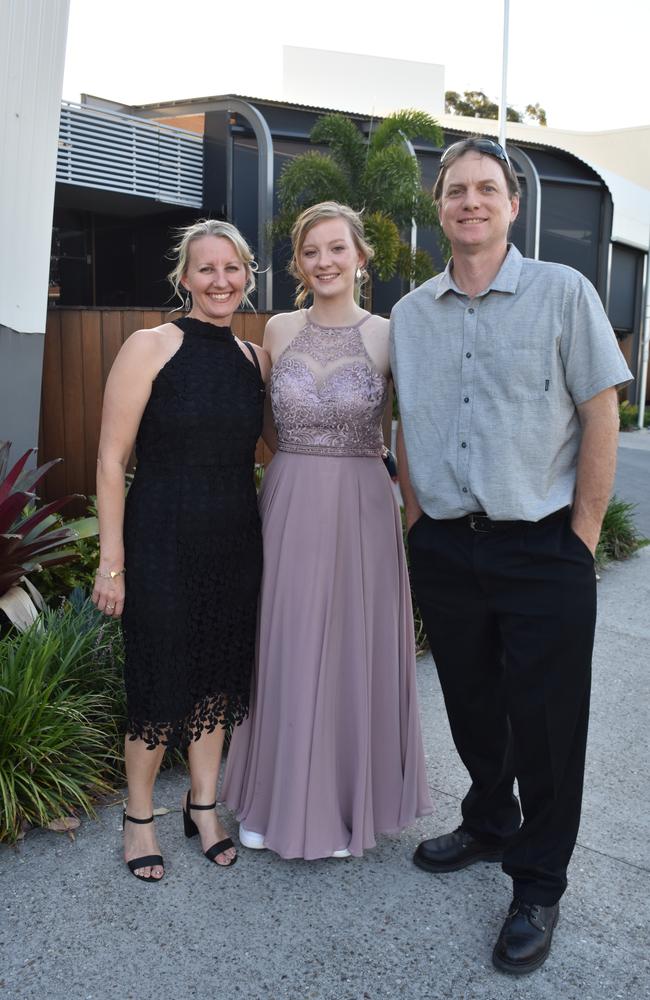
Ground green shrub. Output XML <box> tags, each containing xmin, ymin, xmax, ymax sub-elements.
<box><xmin>619</xmin><ymin>401</ymin><xmax>650</xmax><ymax>430</ymax></box>
<box><xmin>36</xmin><ymin>499</ymin><xmax>100</xmax><ymax>605</ymax></box>
<box><xmin>596</xmin><ymin>495</ymin><xmax>649</xmax><ymax>567</ymax></box>
<box><xmin>0</xmin><ymin>594</ymin><xmax>125</xmax><ymax>843</ymax></box>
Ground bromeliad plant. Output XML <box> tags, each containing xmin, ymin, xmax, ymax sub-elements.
<box><xmin>0</xmin><ymin>442</ymin><xmax>98</xmax><ymax>629</ymax></box>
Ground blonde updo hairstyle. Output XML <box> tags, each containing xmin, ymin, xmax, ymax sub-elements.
<box><xmin>168</xmin><ymin>219</ymin><xmax>258</xmax><ymax>311</ymax></box>
<box><xmin>289</xmin><ymin>202</ymin><xmax>374</xmax><ymax>309</ymax></box>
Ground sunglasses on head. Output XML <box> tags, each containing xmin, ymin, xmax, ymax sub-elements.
<box><xmin>440</xmin><ymin>138</ymin><xmax>511</xmax><ymax>167</ymax></box>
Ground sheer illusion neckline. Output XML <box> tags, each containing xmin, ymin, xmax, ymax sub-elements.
<box><xmin>172</xmin><ymin>317</ymin><xmax>233</xmax><ymax>341</ymax></box>
<box><xmin>304</xmin><ymin>309</ymin><xmax>372</xmax><ymax>332</ymax></box>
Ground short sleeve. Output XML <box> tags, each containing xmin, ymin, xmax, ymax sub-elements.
<box><xmin>560</xmin><ymin>274</ymin><xmax>633</xmax><ymax>405</ymax></box>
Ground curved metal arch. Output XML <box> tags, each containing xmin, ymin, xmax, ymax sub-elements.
<box><xmin>399</xmin><ymin>133</ymin><xmax>419</xmax><ymax>292</ymax></box>
<box><xmin>138</xmin><ymin>96</ymin><xmax>274</xmax><ymax>310</ymax></box>
<box><xmin>214</xmin><ymin>98</ymin><xmax>274</xmax><ymax>311</ymax></box>
<box><xmin>508</xmin><ymin>145</ymin><xmax>541</xmax><ymax>260</ymax></box>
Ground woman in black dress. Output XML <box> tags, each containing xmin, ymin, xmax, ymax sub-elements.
<box><xmin>93</xmin><ymin>220</ymin><xmax>269</xmax><ymax>881</ymax></box>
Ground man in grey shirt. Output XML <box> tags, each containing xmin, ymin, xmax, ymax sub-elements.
<box><xmin>390</xmin><ymin>136</ymin><xmax>632</xmax><ymax>976</ymax></box>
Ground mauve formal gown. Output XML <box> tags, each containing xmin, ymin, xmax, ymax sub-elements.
<box><xmin>222</xmin><ymin>313</ymin><xmax>432</xmax><ymax>858</ymax></box>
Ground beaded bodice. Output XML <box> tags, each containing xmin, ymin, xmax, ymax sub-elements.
<box><xmin>271</xmin><ymin>316</ymin><xmax>387</xmax><ymax>457</ymax></box>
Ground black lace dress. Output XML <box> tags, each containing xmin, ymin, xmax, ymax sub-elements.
<box><xmin>122</xmin><ymin>317</ymin><xmax>264</xmax><ymax>749</ymax></box>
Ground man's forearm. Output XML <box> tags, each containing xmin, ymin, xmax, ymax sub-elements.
<box><xmin>572</xmin><ymin>388</ymin><xmax>620</xmax><ymax>554</ymax></box>
<box><xmin>396</xmin><ymin>422</ymin><xmax>423</xmax><ymax>530</ymax></box>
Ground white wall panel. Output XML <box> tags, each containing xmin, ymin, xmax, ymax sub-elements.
<box><xmin>0</xmin><ymin>0</ymin><xmax>70</xmax><ymax>333</ymax></box>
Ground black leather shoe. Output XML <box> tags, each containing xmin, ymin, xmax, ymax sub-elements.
<box><xmin>492</xmin><ymin>899</ymin><xmax>559</xmax><ymax>975</ymax></box>
<box><xmin>412</xmin><ymin>827</ymin><xmax>504</xmax><ymax>873</ymax></box>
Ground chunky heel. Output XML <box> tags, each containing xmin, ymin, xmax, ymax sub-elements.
<box><xmin>182</xmin><ymin>790</ymin><xmax>237</xmax><ymax>868</ymax></box>
<box><xmin>182</xmin><ymin>794</ymin><xmax>199</xmax><ymax>838</ymax></box>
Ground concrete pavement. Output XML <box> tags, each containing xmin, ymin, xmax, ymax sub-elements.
<box><xmin>616</xmin><ymin>429</ymin><xmax>650</xmax><ymax>538</ymax></box>
<box><xmin>2</xmin><ymin>442</ymin><xmax>649</xmax><ymax>1000</ymax></box>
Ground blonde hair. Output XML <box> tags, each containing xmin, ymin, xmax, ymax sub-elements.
<box><xmin>289</xmin><ymin>202</ymin><xmax>375</xmax><ymax>308</ymax></box>
<box><xmin>168</xmin><ymin>219</ymin><xmax>258</xmax><ymax>310</ymax></box>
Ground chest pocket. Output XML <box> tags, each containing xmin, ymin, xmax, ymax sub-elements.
<box><xmin>478</xmin><ymin>341</ymin><xmax>550</xmax><ymax>403</ymax></box>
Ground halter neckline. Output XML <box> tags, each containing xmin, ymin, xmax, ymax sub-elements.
<box><xmin>305</xmin><ymin>309</ymin><xmax>372</xmax><ymax>332</ymax></box>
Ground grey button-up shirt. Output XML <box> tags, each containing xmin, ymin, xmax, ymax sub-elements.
<box><xmin>390</xmin><ymin>245</ymin><xmax>633</xmax><ymax>521</ymax></box>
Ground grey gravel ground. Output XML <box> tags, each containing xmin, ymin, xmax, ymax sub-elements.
<box><xmin>2</xmin><ymin>438</ymin><xmax>649</xmax><ymax>1000</ymax></box>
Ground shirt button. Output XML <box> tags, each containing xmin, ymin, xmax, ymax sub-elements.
<box><xmin>461</xmin><ymin>441</ymin><xmax>467</xmax><ymax>448</ymax></box>
<box><xmin>466</xmin><ymin>352</ymin><xmax>472</xmax><ymax>358</ymax></box>
<box><xmin>468</xmin><ymin>307</ymin><xmax>475</xmax><ymax>314</ymax></box>
<box><xmin>462</xmin><ymin>487</ymin><xmax>468</xmax><ymax>493</ymax></box>
<box><xmin>464</xmin><ymin>396</ymin><xmax>469</xmax><ymax>403</ymax></box>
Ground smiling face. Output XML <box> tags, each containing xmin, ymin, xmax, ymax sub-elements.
<box><xmin>298</xmin><ymin>217</ymin><xmax>365</xmax><ymax>303</ymax></box>
<box><xmin>182</xmin><ymin>235</ymin><xmax>248</xmax><ymax>325</ymax></box>
<box><xmin>438</xmin><ymin>151</ymin><xmax>519</xmax><ymax>256</ymax></box>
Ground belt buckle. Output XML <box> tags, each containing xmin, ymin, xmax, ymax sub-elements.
<box><xmin>469</xmin><ymin>513</ymin><xmax>491</xmax><ymax>533</ymax></box>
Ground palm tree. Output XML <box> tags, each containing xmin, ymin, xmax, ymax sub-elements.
<box><xmin>275</xmin><ymin>109</ymin><xmax>445</xmax><ymax>291</ymax></box>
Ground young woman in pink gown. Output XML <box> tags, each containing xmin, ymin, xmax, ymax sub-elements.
<box><xmin>223</xmin><ymin>202</ymin><xmax>432</xmax><ymax>858</ymax></box>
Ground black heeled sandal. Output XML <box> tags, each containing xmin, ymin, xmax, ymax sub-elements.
<box><xmin>122</xmin><ymin>811</ymin><xmax>164</xmax><ymax>882</ymax></box>
<box><xmin>182</xmin><ymin>791</ymin><xmax>237</xmax><ymax>868</ymax></box>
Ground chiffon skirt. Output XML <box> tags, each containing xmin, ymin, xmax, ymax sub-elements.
<box><xmin>222</xmin><ymin>451</ymin><xmax>432</xmax><ymax>858</ymax></box>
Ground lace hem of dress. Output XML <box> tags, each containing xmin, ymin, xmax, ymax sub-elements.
<box><xmin>127</xmin><ymin>693</ymin><xmax>249</xmax><ymax>751</ymax></box>
<box><xmin>278</xmin><ymin>442</ymin><xmax>382</xmax><ymax>458</ymax></box>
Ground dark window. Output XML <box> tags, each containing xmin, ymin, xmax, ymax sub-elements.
<box><xmin>539</xmin><ymin>181</ymin><xmax>602</xmax><ymax>285</ymax></box>
<box><xmin>609</xmin><ymin>244</ymin><xmax>642</xmax><ymax>333</ymax></box>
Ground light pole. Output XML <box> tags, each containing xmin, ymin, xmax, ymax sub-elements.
<box><xmin>498</xmin><ymin>0</ymin><xmax>510</xmax><ymax>150</ymax></box>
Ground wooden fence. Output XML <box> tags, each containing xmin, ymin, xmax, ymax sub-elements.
<box><xmin>39</xmin><ymin>308</ymin><xmax>271</xmax><ymax>506</ymax></box>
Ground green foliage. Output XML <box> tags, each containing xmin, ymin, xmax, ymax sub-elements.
<box><xmin>525</xmin><ymin>103</ymin><xmax>548</xmax><ymax>126</ymax></box>
<box><xmin>0</xmin><ymin>443</ymin><xmax>97</xmax><ymax>609</ymax></box>
<box><xmin>363</xmin><ymin>145</ymin><xmax>421</xmax><ymax>227</ymax></box>
<box><xmin>395</xmin><ymin>244</ymin><xmax>436</xmax><ymax>286</ymax></box>
<box><xmin>596</xmin><ymin>496</ymin><xmax>649</xmax><ymax>567</ymax></box>
<box><xmin>36</xmin><ymin>498</ymin><xmax>100</xmax><ymax>606</ymax></box>
<box><xmin>445</xmin><ymin>90</ymin><xmax>547</xmax><ymax>126</ymax></box>
<box><xmin>311</xmin><ymin>114</ymin><xmax>366</xmax><ymax>191</ymax></box>
<box><xmin>276</xmin><ymin>152</ymin><xmax>353</xmax><ymax>235</ymax></box>
<box><xmin>0</xmin><ymin>594</ymin><xmax>125</xmax><ymax>843</ymax></box>
<box><xmin>275</xmin><ymin>108</ymin><xmax>445</xmax><ymax>289</ymax></box>
<box><xmin>369</xmin><ymin>109</ymin><xmax>444</xmax><ymax>153</ymax></box>
<box><xmin>619</xmin><ymin>400</ymin><xmax>650</xmax><ymax>429</ymax></box>
<box><xmin>364</xmin><ymin>212</ymin><xmax>401</xmax><ymax>282</ymax></box>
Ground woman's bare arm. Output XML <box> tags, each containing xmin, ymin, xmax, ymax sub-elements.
<box><xmin>93</xmin><ymin>329</ymin><xmax>171</xmax><ymax>616</ymax></box>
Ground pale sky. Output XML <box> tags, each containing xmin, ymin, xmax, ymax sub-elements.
<box><xmin>62</xmin><ymin>0</ymin><xmax>649</xmax><ymax>133</ymax></box>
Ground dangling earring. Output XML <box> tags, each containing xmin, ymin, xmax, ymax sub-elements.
<box><xmin>356</xmin><ymin>267</ymin><xmax>362</xmax><ymax>281</ymax></box>
<box><xmin>183</xmin><ymin>289</ymin><xmax>191</xmax><ymax>311</ymax></box>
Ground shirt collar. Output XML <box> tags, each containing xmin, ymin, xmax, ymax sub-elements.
<box><xmin>434</xmin><ymin>244</ymin><xmax>523</xmax><ymax>300</ymax></box>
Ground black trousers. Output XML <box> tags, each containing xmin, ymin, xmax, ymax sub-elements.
<box><xmin>409</xmin><ymin>508</ymin><xmax>596</xmax><ymax>905</ymax></box>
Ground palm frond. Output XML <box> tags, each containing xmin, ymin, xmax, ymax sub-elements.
<box><xmin>310</xmin><ymin>114</ymin><xmax>367</xmax><ymax>193</ymax></box>
<box><xmin>395</xmin><ymin>243</ymin><xmax>436</xmax><ymax>286</ymax></box>
<box><xmin>369</xmin><ymin>109</ymin><xmax>444</xmax><ymax>152</ymax></box>
<box><xmin>363</xmin><ymin>213</ymin><xmax>401</xmax><ymax>282</ymax></box>
<box><xmin>277</xmin><ymin>152</ymin><xmax>353</xmax><ymax>217</ymax></box>
<box><xmin>412</xmin><ymin>189</ymin><xmax>439</xmax><ymax>228</ymax></box>
<box><xmin>363</xmin><ymin>146</ymin><xmax>420</xmax><ymax>225</ymax></box>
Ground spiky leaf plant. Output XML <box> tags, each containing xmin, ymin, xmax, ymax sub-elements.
<box><xmin>0</xmin><ymin>597</ymin><xmax>124</xmax><ymax>843</ymax></box>
<box><xmin>275</xmin><ymin>108</ymin><xmax>445</xmax><ymax>292</ymax></box>
<box><xmin>0</xmin><ymin>443</ymin><xmax>98</xmax><ymax>628</ymax></box>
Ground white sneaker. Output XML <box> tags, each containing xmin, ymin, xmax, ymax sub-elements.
<box><xmin>239</xmin><ymin>824</ymin><xmax>266</xmax><ymax>849</ymax></box>
<box><xmin>331</xmin><ymin>848</ymin><xmax>351</xmax><ymax>858</ymax></box>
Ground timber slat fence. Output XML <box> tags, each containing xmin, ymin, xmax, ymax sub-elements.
<box><xmin>39</xmin><ymin>308</ymin><xmax>270</xmax><ymax>506</ymax></box>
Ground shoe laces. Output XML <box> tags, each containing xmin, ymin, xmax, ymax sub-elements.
<box><xmin>510</xmin><ymin>900</ymin><xmax>547</xmax><ymax>931</ymax></box>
